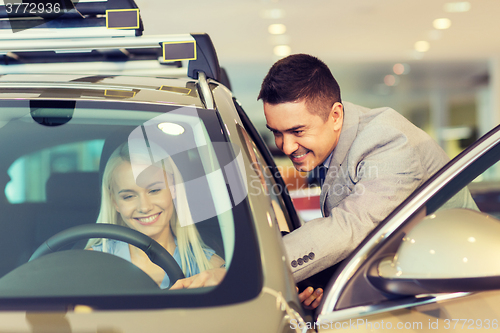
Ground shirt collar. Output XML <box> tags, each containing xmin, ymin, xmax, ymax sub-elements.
<box><xmin>330</xmin><ymin>101</ymin><xmax>360</xmax><ymax>167</ymax></box>
<box><xmin>322</xmin><ymin>151</ymin><xmax>333</xmax><ymax>168</ymax></box>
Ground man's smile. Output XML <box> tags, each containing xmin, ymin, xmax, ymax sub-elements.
<box><xmin>290</xmin><ymin>151</ymin><xmax>310</xmax><ymax>163</ymax></box>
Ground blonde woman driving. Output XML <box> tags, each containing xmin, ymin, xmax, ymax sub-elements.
<box><xmin>87</xmin><ymin>142</ymin><xmax>226</xmax><ymax>289</ymax></box>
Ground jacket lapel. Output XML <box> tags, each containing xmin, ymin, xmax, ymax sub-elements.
<box><xmin>320</xmin><ymin>102</ymin><xmax>360</xmax><ymax>216</ymax></box>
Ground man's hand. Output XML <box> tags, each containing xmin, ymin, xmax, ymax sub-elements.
<box><xmin>170</xmin><ymin>268</ymin><xmax>226</xmax><ymax>289</ymax></box>
<box><xmin>297</xmin><ymin>286</ymin><xmax>323</xmax><ymax>309</ymax></box>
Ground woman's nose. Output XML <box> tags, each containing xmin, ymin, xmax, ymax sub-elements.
<box><xmin>137</xmin><ymin>195</ymin><xmax>153</xmax><ymax>213</ymax></box>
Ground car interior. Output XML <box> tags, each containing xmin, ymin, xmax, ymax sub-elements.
<box><xmin>0</xmin><ymin>101</ymin><xmax>230</xmax><ymax>292</ymax></box>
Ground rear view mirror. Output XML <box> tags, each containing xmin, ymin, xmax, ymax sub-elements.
<box><xmin>368</xmin><ymin>209</ymin><xmax>500</xmax><ymax>295</ymax></box>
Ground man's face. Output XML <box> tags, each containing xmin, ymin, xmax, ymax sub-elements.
<box><xmin>264</xmin><ymin>100</ymin><xmax>343</xmax><ymax>172</ymax></box>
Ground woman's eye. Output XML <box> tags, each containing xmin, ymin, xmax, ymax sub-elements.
<box><xmin>122</xmin><ymin>195</ymin><xmax>133</xmax><ymax>200</ymax></box>
<box><xmin>150</xmin><ymin>188</ymin><xmax>161</xmax><ymax>194</ymax></box>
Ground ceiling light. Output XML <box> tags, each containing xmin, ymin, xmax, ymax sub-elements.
<box><xmin>260</xmin><ymin>8</ymin><xmax>285</xmax><ymax>19</ymax></box>
<box><xmin>444</xmin><ymin>2</ymin><xmax>471</xmax><ymax>12</ymax></box>
<box><xmin>433</xmin><ymin>18</ymin><xmax>451</xmax><ymax>30</ymax></box>
<box><xmin>273</xmin><ymin>45</ymin><xmax>291</xmax><ymax>57</ymax></box>
<box><xmin>268</xmin><ymin>23</ymin><xmax>286</xmax><ymax>35</ymax></box>
<box><xmin>414</xmin><ymin>41</ymin><xmax>430</xmax><ymax>52</ymax></box>
<box><xmin>158</xmin><ymin>122</ymin><xmax>185</xmax><ymax>135</ymax></box>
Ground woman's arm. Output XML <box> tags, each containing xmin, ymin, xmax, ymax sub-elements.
<box><xmin>170</xmin><ymin>254</ymin><xmax>226</xmax><ymax>290</ymax></box>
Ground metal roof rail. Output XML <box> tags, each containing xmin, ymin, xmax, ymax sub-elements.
<box><xmin>0</xmin><ymin>32</ymin><xmax>222</xmax><ymax>82</ymax></box>
<box><xmin>188</xmin><ymin>33</ymin><xmax>220</xmax><ymax>82</ymax></box>
<box><xmin>0</xmin><ymin>0</ymin><xmax>143</xmax><ymax>36</ymax></box>
<box><xmin>197</xmin><ymin>71</ymin><xmax>215</xmax><ymax>110</ymax></box>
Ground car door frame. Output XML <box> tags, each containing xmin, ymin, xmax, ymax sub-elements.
<box><xmin>316</xmin><ymin>124</ymin><xmax>500</xmax><ymax>324</ymax></box>
<box><xmin>233</xmin><ymin>98</ymin><xmax>303</xmax><ymax>232</ymax></box>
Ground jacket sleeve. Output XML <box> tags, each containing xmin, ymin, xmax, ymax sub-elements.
<box><xmin>282</xmin><ymin>122</ymin><xmax>445</xmax><ymax>282</ymax></box>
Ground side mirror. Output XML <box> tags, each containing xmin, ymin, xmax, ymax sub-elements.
<box><xmin>368</xmin><ymin>209</ymin><xmax>500</xmax><ymax>295</ymax></box>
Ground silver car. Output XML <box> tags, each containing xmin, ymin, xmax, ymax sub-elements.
<box><xmin>1</xmin><ymin>2</ymin><xmax>500</xmax><ymax>332</ymax></box>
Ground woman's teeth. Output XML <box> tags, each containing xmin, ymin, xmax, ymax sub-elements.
<box><xmin>137</xmin><ymin>213</ymin><xmax>159</xmax><ymax>223</ymax></box>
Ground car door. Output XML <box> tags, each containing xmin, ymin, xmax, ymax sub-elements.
<box><xmin>233</xmin><ymin>98</ymin><xmax>303</xmax><ymax>234</ymax></box>
<box><xmin>317</xmin><ymin>124</ymin><xmax>500</xmax><ymax>332</ymax></box>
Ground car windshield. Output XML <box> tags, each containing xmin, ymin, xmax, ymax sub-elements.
<box><xmin>0</xmin><ymin>99</ymin><xmax>261</xmax><ymax>310</ymax></box>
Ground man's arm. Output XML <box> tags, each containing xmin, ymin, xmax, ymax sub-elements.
<box><xmin>282</xmin><ymin>124</ymin><xmax>442</xmax><ymax>282</ymax></box>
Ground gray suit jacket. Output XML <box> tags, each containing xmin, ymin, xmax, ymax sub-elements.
<box><xmin>283</xmin><ymin>102</ymin><xmax>473</xmax><ymax>282</ymax></box>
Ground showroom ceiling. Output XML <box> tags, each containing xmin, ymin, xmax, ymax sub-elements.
<box><xmin>133</xmin><ymin>0</ymin><xmax>498</xmax><ymax>134</ymax></box>
<box><xmin>136</xmin><ymin>0</ymin><xmax>500</xmax><ymax>63</ymax></box>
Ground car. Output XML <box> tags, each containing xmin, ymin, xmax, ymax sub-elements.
<box><xmin>0</xmin><ymin>2</ymin><xmax>311</xmax><ymax>332</ymax></box>
<box><xmin>2</xmin><ymin>2</ymin><xmax>500</xmax><ymax>332</ymax></box>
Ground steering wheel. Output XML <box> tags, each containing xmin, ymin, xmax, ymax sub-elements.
<box><xmin>30</xmin><ymin>223</ymin><xmax>185</xmax><ymax>288</ymax></box>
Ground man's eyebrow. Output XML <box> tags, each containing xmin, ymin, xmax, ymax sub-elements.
<box><xmin>266</xmin><ymin>124</ymin><xmax>305</xmax><ymax>132</ymax></box>
<box><xmin>265</xmin><ymin>124</ymin><xmax>277</xmax><ymax>132</ymax></box>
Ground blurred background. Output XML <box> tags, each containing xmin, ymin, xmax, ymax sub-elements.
<box><xmin>136</xmin><ymin>0</ymin><xmax>500</xmax><ymax>192</ymax></box>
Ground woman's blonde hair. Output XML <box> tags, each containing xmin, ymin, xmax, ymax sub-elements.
<box><xmin>88</xmin><ymin>142</ymin><xmax>213</xmax><ymax>276</ymax></box>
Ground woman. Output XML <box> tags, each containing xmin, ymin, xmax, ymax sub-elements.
<box><xmin>87</xmin><ymin>142</ymin><xmax>225</xmax><ymax>289</ymax></box>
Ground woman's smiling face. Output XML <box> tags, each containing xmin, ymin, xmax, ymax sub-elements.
<box><xmin>111</xmin><ymin>161</ymin><xmax>175</xmax><ymax>241</ymax></box>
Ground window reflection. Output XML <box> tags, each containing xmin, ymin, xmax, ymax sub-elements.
<box><xmin>5</xmin><ymin>140</ymin><xmax>104</xmax><ymax>203</ymax></box>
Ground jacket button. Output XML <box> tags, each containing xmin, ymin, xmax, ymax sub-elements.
<box><xmin>297</xmin><ymin>258</ymin><xmax>304</xmax><ymax>265</ymax></box>
<box><xmin>308</xmin><ymin>252</ymin><xmax>315</xmax><ymax>260</ymax></box>
<box><xmin>291</xmin><ymin>260</ymin><xmax>298</xmax><ymax>268</ymax></box>
<box><xmin>303</xmin><ymin>255</ymin><xmax>309</xmax><ymax>263</ymax></box>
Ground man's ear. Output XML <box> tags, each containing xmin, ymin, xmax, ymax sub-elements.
<box><xmin>329</xmin><ymin>102</ymin><xmax>343</xmax><ymax>131</ymax></box>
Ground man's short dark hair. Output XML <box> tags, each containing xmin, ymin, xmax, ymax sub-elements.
<box><xmin>258</xmin><ymin>54</ymin><xmax>341</xmax><ymax>120</ymax></box>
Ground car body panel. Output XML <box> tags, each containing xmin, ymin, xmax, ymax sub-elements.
<box><xmin>319</xmin><ymin>291</ymin><xmax>500</xmax><ymax>332</ymax></box>
<box><xmin>0</xmin><ymin>289</ymin><xmax>300</xmax><ymax>333</ymax></box>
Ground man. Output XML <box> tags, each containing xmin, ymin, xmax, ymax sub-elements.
<box><xmin>258</xmin><ymin>54</ymin><xmax>475</xmax><ymax>292</ymax></box>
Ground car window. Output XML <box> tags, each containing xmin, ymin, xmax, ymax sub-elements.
<box><xmin>6</xmin><ymin>140</ymin><xmax>104</xmax><ymax>204</ymax></box>
<box><xmin>454</xmin><ymin>163</ymin><xmax>500</xmax><ymax>218</ymax></box>
<box><xmin>0</xmin><ymin>99</ymin><xmax>262</xmax><ymax>310</ymax></box>
<box><xmin>233</xmin><ymin>99</ymin><xmax>302</xmax><ymax>232</ymax></box>
<box><xmin>237</xmin><ymin>124</ymin><xmax>291</xmax><ymax>233</ymax></box>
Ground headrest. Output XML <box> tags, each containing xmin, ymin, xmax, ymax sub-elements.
<box><xmin>45</xmin><ymin>172</ymin><xmax>100</xmax><ymax>207</ymax></box>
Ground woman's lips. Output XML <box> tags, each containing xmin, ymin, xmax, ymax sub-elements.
<box><xmin>135</xmin><ymin>212</ymin><xmax>161</xmax><ymax>225</ymax></box>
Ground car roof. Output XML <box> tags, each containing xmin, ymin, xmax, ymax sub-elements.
<box><xmin>0</xmin><ymin>0</ymin><xmax>229</xmax><ymax>107</ymax></box>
